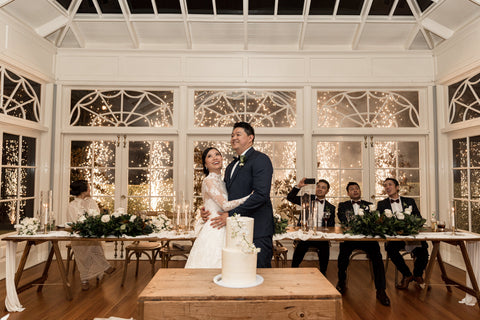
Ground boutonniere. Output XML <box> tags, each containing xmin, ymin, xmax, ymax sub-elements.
<box><xmin>239</xmin><ymin>155</ymin><xmax>246</xmax><ymax>167</ymax></box>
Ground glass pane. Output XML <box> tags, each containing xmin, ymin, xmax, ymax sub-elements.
<box><xmin>92</xmin><ymin>169</ymin><xmax>115</xmax><ymax>196</ymax></box>
<box><xmin>317</xmin><ymin>90</ymin><xmax>419</xmax><ymax>128</ymax></box>
<box><xmin>20</xmin><ymin>168</ymin><xmax>35</xmax><ymax>197</ymax></box>
<box><xmin>469</xmin><ymin>135</ymin><xmax>480</xmax><ymax>167</ymax></box>
<box><xmin>448</xmin><ymin>73</ymin><xmax>480</xmax><ymax>124</ymax></box>
<box><xmin>194</xmin><ymin>90</ymin><xmax>296</xmax><ymax>128</ymax></box>
<box><xmin>249</xmin><ymin>0</ymin><xmax>274</xmax><ymax>14</ymax></box>
<box><xmin>316</xmin><ymin>169</ymin><xmax>339</xmax><ymax>198</ymax></box>
<box><xmin>96</xmin><ymin>196</ymin><xmax>114</xmax><ymax>214</ymax></box>
<box><xmin>0</xmin><ymin>201</ymin><xmax>16</xmax><ymax>230</ymax></box>
<box><xmin>93</xmin><ymin>141</ymin><xmax>116</xmax><ymax>167</ymax></box>
<box><xmin>3</xmin><ymin>70</ymin><xmax>41</xmax><ymax>123</ymax></box>
<box><xmin>1</xmin><ymin>168</ymin><xmax>17</xmax><ymax>198</ymax></box>
<box><xmin>317</xmin><ymin>142</ymin><xmax>339</xmax><ymax>169</ymax></box>
<box><xmin>454</xmin><ymin>200</ymin><xmax>469</xmax><ymax>231</ymax></box>
<box><xmin>453</xmin><ymin>169</ymin><xmax>468</xmax><ymax>198</ymax></box>
<box><xmin>2</xmin><ymin>133</ymin><xmax>19</xmax><ymax>166</ymax></box>
<box><xmin>398</xmin><ymin>170</ymin><xmax>419</xmax><ymax>196</ymax></box>
<box><xmin>375</xmin><ymin>169</ymin><xmax>396</xmax><ymax>196</ymax></box>
<box><xmin>129</xmin><ymin>141</ymin><xmax>149</xmax><ymax>167</ymax></box>
<box><xmin>452</xmin><ymin>138</ymin><xmax>468</xmax><ymax>168</ymax></box>
<box><xmin>71</xmin><ymin>141</ymin><xmax>93</xmax><ymax>167</ymax></box>
<box><xmin>340</xmin><ymin>142</ymin><xmax>362</xmax><ymax>168</ymax></box>
<box><xmin>70</xmin><ymin>168</ymin><xmax>90</xmax><ymax>183</ymax></box>
<box><xmin>20</xmin><ymin>198</ymin><xmax>34</xmax><ymax>219</ymax></box>
<box><xmin>470</xmin><ymin>169</ymin><xmax>480</xmax><ymax>198</ymax></box>
<box><xmin>21</xmin><ymin>136</ymin><xmax>36</xmax><ymax>166</ymax></box>
<box><xmin>272</xmin><ymin>169</ymin><xmax>296</xmax><ymax>197</ymax></box>
<box><xmin>271</xmin><ymin>142</ymin><xmax>296</xmax><ymax>168</ymax></box>
<box><xmin>398</xmin><ymin>142</ymin><xmax>419</xmax><ymax>168</ymax></box>
<box><xmin>340</xmin><ymin>170</ymin><xmax>363</xmax><ymax>195</ymax></box>
<box><xmin>472</xmin><ymin>202</ymin><xmax>480</xmax><ymax>234</ymax></box>
<box><xmin>70</xmin><ymin>90</ymin><xmax>174</xmax><ymax>127</ymax></box>
<box><xmin>309</xmin><ymin>0</ymin><xmax>335</xmax><ymax>15</ymax></box>
<box><xmin>375</xmin><ymin>141</ymin><xmax>397</xmax><ymax>168</ymax></box>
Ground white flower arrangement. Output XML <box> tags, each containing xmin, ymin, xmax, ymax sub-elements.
<box><xmin>384</xmin><ymin>209</ymin><xmax>393</xmax><ymax>218</ymax></box>
<box><xmin>101</xmin><ymin>214</ymin><xmax>110</xmax><ymax>223</ymax></box>
<box><xmin>230</xmin><ymin>214</ymin><xmax>260</xmax><ymax>254</ymax></box>
<box><xmin>149</xmin><ymin>214</ymin><xmax>172</xmax><ymax>232</ymax></box>
<box><xmin>15</xmin><ymin>217</ymin><xmax>41</xmax><ymax>235</ymax></box>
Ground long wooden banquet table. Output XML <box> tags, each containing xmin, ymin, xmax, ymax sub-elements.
<box><xmin>3</xmin><ymin>227</ymin><xmax>480</xmax><ymax>312</ymax></box>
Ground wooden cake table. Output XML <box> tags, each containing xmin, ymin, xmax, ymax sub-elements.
<box><xmin>138</xmin><ymin>268</ymin><xmax>342</xmax><ymax>320</ymax></box>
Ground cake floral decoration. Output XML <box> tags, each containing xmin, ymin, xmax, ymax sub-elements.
<box><xmin>230</xmin><ymin>214</ymin><xmax>260</xmax><ymax>254</ymax></box>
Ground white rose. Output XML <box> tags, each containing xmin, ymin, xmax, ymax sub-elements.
<box><xmin>384</xmin><ymin>209</ymin><xmax>393</xmax><ymax>218</ymax></box>
<box><xmin>396</xmin><ymin>212</ymin><xmax>405</xmax><ymax>220</ymax></box>
<box><xmin>88</xmin><ymin>208</ymin><xmax>100</xmax><ymax>217</ymax></box>
<box><xmin>101</xmin><ymin>215</ymin><xmax>110</xmax><ymax>223</ymax></box>
<box><xmin>369</xmin><ymin>204</ymin><xmax>376</xmax><ymax>212</ymax></box>
<box><xmin>129</xmin><ymin>215</ymin><xmax>137</xmax><ymax>223</ymax></box>
<box><xmin>357</xmin><ymin>209</ymin><xmax>364</xmax><ymax>216</ymax></box>
<box><xmin>112</xmin><ymin>210</ymin><xmax>122</xmax><ymax>218</ymax></box>
<box><xmin>404</xmin><ymin>206</ymin><xmax>412</xmax><ymax>215</ymax></box>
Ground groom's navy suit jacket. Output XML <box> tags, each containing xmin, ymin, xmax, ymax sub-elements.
<box><xmin>224</xmin><ymin>147</ymin><xmax>274</xmax><ymax>240</ymax></box>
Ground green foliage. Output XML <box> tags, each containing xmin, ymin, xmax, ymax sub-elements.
<box><xmin>273</xmin><ymin>213</ymin><xmax>289</xmax><ymax>235</ymax></box>
<box><xmin>69</xmin><ymin>212</ymin><xmax>156</xmax><ymax>238</ymax></box>
<box><xmin>343</xmin><ymin>210</ymin><xmax>426</xmax><ymax>238</ymax></box>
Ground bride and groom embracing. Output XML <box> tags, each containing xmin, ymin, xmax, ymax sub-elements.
<box><xmin>185</xmin><ymin>122</ymin><xmax>275</xmax><ymax>269</ymax></box>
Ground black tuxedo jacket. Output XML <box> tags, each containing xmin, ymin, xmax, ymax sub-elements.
<box><xmin>337</xmin><ymin>199</ymin><xmax>372</xmax><ymax>224</ymax></box>
<box><xmin>286</xmin><ymin>187</ymin><xmax>336</xmax><ymax>227</ymax></box>
<box><xmin>224</xmin><ymin>147</ymin><xmax>274</xmax><ymax>239</ymax></box>
<box><xmin>376</xmin><ymin>196</ymin><xmax>421</xmax><ymax>217</ymax></box>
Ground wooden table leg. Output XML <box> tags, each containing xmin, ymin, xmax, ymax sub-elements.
<box><xmin>458</xmin><ymin>241</ymin><xmax>480</xmax><ymax>305</ymax></box>
<box><xmin>14</xmin><ymin>241</ymin><xmax>33</xmax><ymax>288</ymax></box>
<box><xmin>51</xmin><ymin>241</ymin><xmax>73</xmax><ymax>300</ymax></box>
<box><xmin>420</xmin><ymin>241</ymin><xmax>440</xmax><ymax>301</ymax></box>
<box><xmin>36</xmin><ymin>245</ymin><xmax>55</xmax><ymax>293</ymax></box>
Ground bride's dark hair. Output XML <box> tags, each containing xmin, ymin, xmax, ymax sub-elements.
<box><xmin>202</xmin><ymin>147</ymin><xmax>221</xmax><ymax>175</ymax></box>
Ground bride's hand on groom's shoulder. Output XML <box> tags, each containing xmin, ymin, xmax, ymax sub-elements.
<box><xmin>210</xmin><ymin>212</ymin><xmax>228</xmax><ymax>229</ymax></box>
<box><xmin>200</xmin><ymin>206</ymin><xmax>210</xmax><ymax>222</ymax></box>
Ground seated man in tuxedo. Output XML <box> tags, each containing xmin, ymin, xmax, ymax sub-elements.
<box><xmin>377</xmin><ymin>177</ymin><xmax>429</xmax><ymax>289</ymax></box>
<box><xmin>287</xmin><ymin>178</ymin><xmax>335</xmax><ymax>275</ymax></box>
<box><xmin>337</xmin><ymin>182</ymin><xmax>390</xmax><ymax>306</ymax></box>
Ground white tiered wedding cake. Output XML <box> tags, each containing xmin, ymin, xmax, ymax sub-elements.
<box><xmin>221</xmin><ymin>216</ymin><xmax>259</xmax><ymax>287</ymax></box>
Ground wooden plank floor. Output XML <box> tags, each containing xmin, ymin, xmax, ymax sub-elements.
<box><xmin>1</xmin><ymin>259</ymin><xmax>478</xmax><ymax>320</ymax></box>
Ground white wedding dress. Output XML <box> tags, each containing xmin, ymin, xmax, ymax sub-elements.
<box><xmin>185</xmin><ymin>172</ymin><xmax>249</xmax><ymax>268</ymax></box>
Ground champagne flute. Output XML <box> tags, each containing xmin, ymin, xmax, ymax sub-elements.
<box><xmin>322</xmin><ymin>211</ymin><xmax>331</xmax><ymax>230</ymax></box>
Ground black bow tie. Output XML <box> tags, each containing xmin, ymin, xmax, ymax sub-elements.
<box><xmin>390</xmin><ymin>199</ymin><xmax>400</xmax><ymax>203</ymax></box>
<box><xmin>352</xmin><ymin>201</ymin><xmax>361</xmax><ymax>205</ymax></box>
<box><xmin>316</xmin><ymin>199</ymin><xmax>324</xmax><ymax>205</ymax></box>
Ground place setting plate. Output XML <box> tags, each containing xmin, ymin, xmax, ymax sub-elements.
<box><xmin>213</xmin><ymin>274</ymin><xmax>264</xmax><ymax>288</ymax></box>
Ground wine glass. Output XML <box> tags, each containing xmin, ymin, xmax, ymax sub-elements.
<box><xmin>322</xmin><ymin>211</ymin><xmax>331</xmax><ymax>230</ymax></box>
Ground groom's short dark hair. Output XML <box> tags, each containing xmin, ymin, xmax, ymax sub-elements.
<box><xmin>233</xmin><ymin>122</ymin><xmax>255</xmax><ymax>143</ymax></box>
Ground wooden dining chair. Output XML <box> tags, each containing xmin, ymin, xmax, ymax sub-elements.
<box><xmin>120</xmin><ymin>210</ymin><xmax>165</xmax><ymax>286</ymax></box>
<box><xmin>272</xmin><ymin>240</ymin><xmax>288</xmax><ymax>267</ymax></box>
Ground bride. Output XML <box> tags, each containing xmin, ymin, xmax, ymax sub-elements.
<box><xmin>185</xmin><ymin>147</ymin><xmax>250</xmax><ymax>268</ymax></box>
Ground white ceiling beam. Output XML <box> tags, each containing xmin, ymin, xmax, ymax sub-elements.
<box><xmin>212</xmin><ymin>0</ymin><xmax>217</xmax><ymax>16</ymax></box>
<box><xmin>69</xmin><ymin>20</ymin><xmax>85</xmax><ymax>48</ymax></box>
<box><xmin>92</xmin><ymin>0</ymin><xmax>103</xmax><ymax>17</ymax></box>
<box><xmin>422</xmin><ymin>17</ymin><xmax>454</xmax><ymax>39</ymax></box>
<box><xmin>406</xmin><ymin>0</ymin><xmax>434</xmax><ymax>49</ymax></box>
<box><xmin>404</xmin><ymin>25</ymin><xmax>420</xmax><ymax>50</ymax></box>
<box><xmin>180</xmin><ymin>0</ymin><xmax>192</xmax><ymax>49</ymax></box>
<box><xmin>151</xmin><ymin>0</ymin><xmax>158</xmax><ymax>16</ymax></box>
<box><xmin>0</xmin><ymin>0</ymin><xmax>13</xmax><ymax>7</ymax></box>
<box><xmin>333</xmin><ymin>0</ymin><xmax>340</xmax><ymax>17</ymax></box>
<box><xmin>388</xmin><ymin>0</ymin><xmax>400</xmax><ymax>18</ymax></box>
<box><xmin>36</xmin><ymin>15</ymin><xmax>69</xmax><ymax>37</ymax></box>
<box><xmin>118</xmin><ymin>0</ymin><xmax>139</xmax><ymax>49</ymax></box>
<box><xmin>352</xmin><ymin>0</ymin><xmax>373</xmax><ymax>49</ymax></box>
<box><xmin>56</xmin><ymin>0</ymin><xmax>84</xmax><ymax>47</ymax></box>
<box><xmin>243</xmin><ymin>0</ymin><xmax>248</xmax><ymax>50</ymax></box>
<box><xmin>298</xmin><ymin>0</ymin><xmax>312</xmax><ymax>50</ymax></box>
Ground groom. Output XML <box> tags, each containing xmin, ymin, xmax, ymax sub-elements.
<box><xmin>207</xmin><ymin>122</ymin><xmax>274</xmax><ymax>268</ymax></box>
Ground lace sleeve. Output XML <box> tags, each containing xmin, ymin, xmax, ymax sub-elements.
<box><xmin>204</xmin><ymin>178</ymin><xmax>250</xmax><ymax>211</ymax></box>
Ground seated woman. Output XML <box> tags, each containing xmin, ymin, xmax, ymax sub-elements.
<box><xmin>67</xmin><ymin>180</ymin><xmax>115</xmax><ymax>290</ymax></box>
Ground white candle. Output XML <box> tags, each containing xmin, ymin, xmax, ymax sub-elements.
<box><xmin>184</xmin><ymin>204</ymin><xmax>189</xmax><ymax>228</ymax></box>
<box><xmin>176</xmin><ymin>204</ymin><xmax>181</xmax><ymax>226</ymax></box>
<box><xmin>40</xmin><ymin>191</ymin><xmax>43</xmax><ymax>219</ymax></box>
<box><xmin>44</xmin><ymin>203</ymin><xmax>48</xmax><ymax>225</ymax></box>
<box><xmin>451</xmin><ymin>207</ymin><xmax>455</xmax><ymax>229</ymax></box>
<box><xmin>48</xmin><ymin>190</ymin><xmax>52</xmax><ymax>212</ymax></box>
